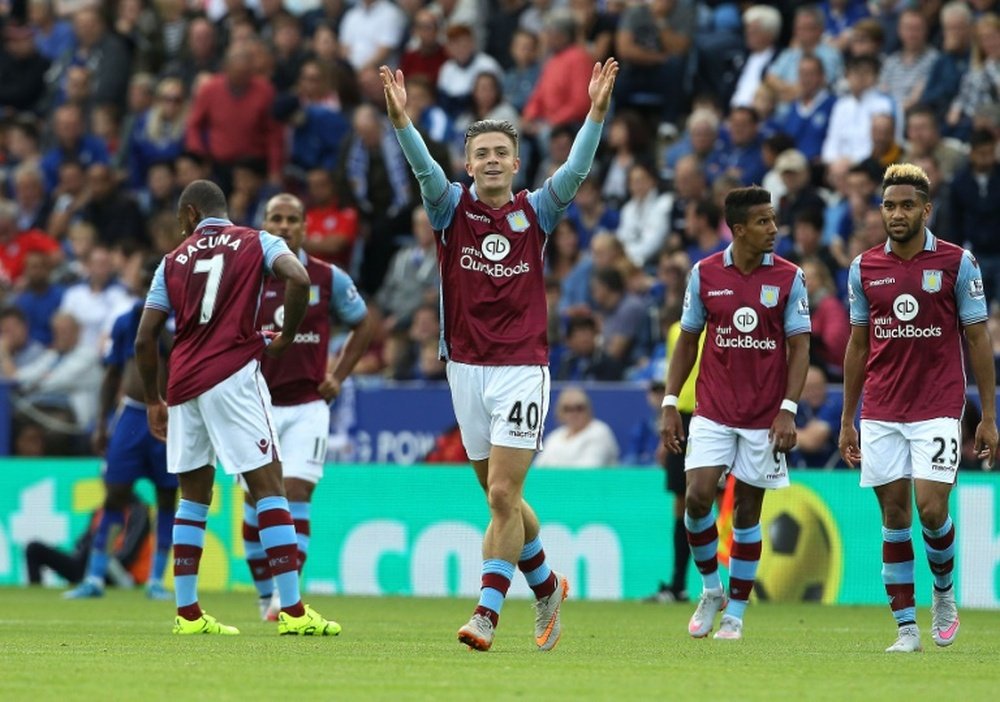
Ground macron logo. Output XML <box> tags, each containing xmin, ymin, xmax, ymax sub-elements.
<box><xmin>465</xmin><ymin>212</ymin><xmax>491</xmax><ymax>224</ymax></box>
<box><xmin>707</xmin><ymin>289</ymin><xmax>735</xmax><ymax>297</ymax></box>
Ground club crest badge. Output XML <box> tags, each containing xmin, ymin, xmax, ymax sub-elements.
<box><xmin>506</xmin><ymin>210</ymin><xmax>529</xmax><ymax>232</ymax></box>
<box><xmin>760</xmin><ymin>285</ymin><xmax>780</xmax><ymax>308</ymax></box>
<box><xmin>922</xmin><ymin>270</ymin><xmax>942</xmax><ymax>294</ymax></box>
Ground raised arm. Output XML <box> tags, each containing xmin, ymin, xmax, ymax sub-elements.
<box><xmin>531</xmin><ymin>60</ymin><xmax>618</xmax><ymax>232</ymax></box>
<box><xmin>381</xmin><ymin>65</ymin><xmax>457</xmax><ymax>228</ymax></box>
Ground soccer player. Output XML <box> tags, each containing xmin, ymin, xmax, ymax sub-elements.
<box><xmin>135</xmin><ymin>180</ymin><xmax>339</xmax><ymax>636</ymax></box>
<box><xmin>242</xmin><ymin>193</ymin><xmax>373</xmax><ymax>621</ymax></box>
<box><xmin>662</xmin><ymin>186</ymin><xmax>811</xmax><ymax>641</ymax></box>
<box><xmin>65</xmin><ymin>260</ymin><xmax>178</xmax><ymax>601</ymax></box>
<box><xmin>380</xmin><ymin>58</ymin><xmax>618</xmax><ymax>651</ymax></box>
<box><xmin>839</xmin><ymin>164</ymin><xmax>997</xmax><ymax>653</ymax></box>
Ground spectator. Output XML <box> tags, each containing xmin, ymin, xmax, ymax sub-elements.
<box><xmin>124</xmin><ymin>76</ymin><xmax>188</xmax><ymax>190</ymax></box>
<box><xmin>151</xmin><ymin>0</ymin><xmax>192</xmax><ymax>67</ymax></box>
<box><xmin>911</xmin><ymin>154</ymin><xmax>953</xmax><ymax>243</ymax></box>
<box><xmin>663</xmin><ymin>107</ymin><xmax>723</xmax><ymax>177</ymax></box>
<box><xmin>878</xmin><ymin>9</ymin><xmax>939</xmax><ymax>115</ymax></box>
<box><xmin>484</xmin><ymin>0</ymin><xmax>529</xmax><ymax>70</ymax></box>
<box><xmin>336</xmin><ymin>103</ymin><xmax>414</xmax><ymax>295</ymax></box>
<box><xmin>728</xmin><ymin>5</ymin><xmax>782</xmax><ymax>110</ymax></box>
<box><xmin>684</xmin><ymin>198</ymin><xmax>725</xmax><ymax>265</ymax></box>
<box><xmin>0</xmin><ymin>22</ymin><xmax>50</xmax><ymax>115</ymax></box>
<box><xmin>28</xmin><ymin>0</ymin><xmax>75</xmax><ymax>63</ymax></box>
<box><xmin>114</xmin><ymin>0</ymin><xmax>166</xmax><ymax>75</ymax></box>
<box><xmin>376</xmin><ymin>207</ymin><xmax>440</xmax><ymax>332</ymax></box>
<box><xmin>665</xmin><ymin>155</ymin><xmax>709</xmax><ymax>252</ymax></box>
<box><xmin>227</xmin><ymin>157</ymin><xmax>277</xmax><ymax>229</ymax></box>
<box><xmin>790</xmin><ymin>365</ymin><xmax>843</xmax><ymax>468</ymax></box>
<box><xmin>774</xmin><ymin>149</ymin><xmax>825</xmax><ymax>238</ymax></box>
<box><xmin>184</xmin><ymin>43</ymin><xmax>284</xmax><ymax>192</ymax></box>
<box><xmin>302</xmin><ymin>167</ymin><xmax>358</xmax><ymax>271</ymax></box>
<box><xmin>503</xmin><ymin>29</ymin><xmax>541</xmax><ymax>113</ymax></box>
<box><xmin>770</xmin><ymin>54</ymin><xmax>837</xmax><ymax>163</ymax></box>
<box><xmin>400</xmin><ymin>8</ymin><xmax>449</xmax><ymax>86</ymax></box>
<box><xmin>57</xmin><ymin>8</ymin><xmax>131</xmax><ymax>110</ymax></box>
<box><xmin>569</xmin><ymin>0</ymin><xmax>616</xmax><ymax>62</ymax></box>
<box><xmin>621</xmin><ymin>365</ymin><xmax>667</xmax><ymax>466</ymax></box>
<box><xmin>564</xmin><ymin>175</ymin><xmax>620</xmax><ymax>251</ymax></box>
<box><xmin>173</xmin><ymin>150</ymin><xmax>211</xmax><ymax>191</ymax></box>
<box><xmin>137</xmin><ymin>160</ymin><xmax>179</xmax><ymax>219</ymax></box>
<box><xmin>453</xmin><ymin>72</ymin><xmax>522</xmax><ymax>165</ymax></box>
<box><xmin>947</xmin><ymin>12</ymin><xmax>1000</xmax><ymax>134</ymax></box>
<box><xmin>3</xmin><ymin>116</ymin><xmax>43</xmax><ymax>183</ymax></box>
<box><xmin>596</xmin><ymin>111</ymin><xmax>654</xmax><ymax>209</ymax></box>
<box><xmin>531</xmin><ymin>123</ymin><xmax>575</xmax><ymax>189</ymax></box>
<box><xmin>303</xmin><ymin>0</ymin><xmax>348</xmax><ymax>37</ymax></box>
<box><xmin>866</xmin><ymin>112</ymin><xmax>904</xmax><ymax>172</ymax></box>
<box><xmin>0</xmin><ymin>200</ymin><xmax>60</xmax><ymax>286</ymax></box>
<box><xmin>801</xmin><ymin>257</ymin><xmax>849</xmax><ymax>381</ymax></box>
<box><xmin>534</xmin><ymin>386</ymin><xmax>619</xmax><ymax>468</ymax></box>
<box><xmin>706</xmin><ymin>106</ymin><xmax>767</xmax><ymax>187</ymax></box>
<box><xmin>12</xmin><ymin>311</ymin><xmax>103</xmax><ymax>429</ymax></box>
<box><xmin>902</xmin><ymin>104</ymin><xmax>967</xmax><ymax>181</ymax></box>
<box><xmin>821</xmin><ymin>55</ymin><xmax>893</xmax><ymax>164</ymax></box>
<box><xmin>40</xmin><ymin>104</ymin><xmax>110</xmax><ymax>192</ymax></box>
<box><xmin>308</xmin><ymin>21</ymin><xmax>361</xmax><ymax>110</ymax></box>
<box><xmin>919</xmin><ymin>1</ymin><xmax>973</xmax><ymax>128</ymax></box>
<box><xmin>58</xmin><ymin>244</ymin><xmax>134</xmax><ymax>350</ymax></box>
<box><xmin>822</xmin><ymin>0</ymin><xmax>870</xmax><ymax>50</ymax></box>
<box><xmin>522</xmin><ymin>10</ymin><xmax>594</xmax><ymax>133</ymax></box>
<box><xmin>165</xmin><ymin>16</ymin><xmax>220</xmax><ymax>91</ymax></box>
<box><xmin>404</xmin><ymin>75</ymin><xmax>453</xmax><ymax>149</ymax></box>
<box><xmin>282</xmin><ymin>59</ymin><xmax>351</xmax><ymax>177</ymax></box>
<box><xmin>766</xmin><ymin>5</ymin><xmax>844</xmax><ymax>103</ymax></box>
<box><xmin>616</xmin><ymin>161</ymin><xmax>671</xmax><ymax>270</ymax></box>
<box><xmin>270</xmin><ymin>13</ymin><xmax>308</xmax><ymax>93</ymax></box>
<box><xmin>614</xmin><ymin>0</ymin><xmax>696</xmax><ymax>123</ymax></box>
<box><xmin>560</xmin><ymin>231</ymin><xmax>627</xmax><ymax>317</ymax></box>
<box><xmin>784</xmin><ymin>208</ymin><xmax>843</xmax><ymax>284</ymax></box>
<box><xmin>338</xmin><ymin>0</ymin><xmax>406</xmax><ymax>72</ymax></box>
<box><xmin>12</xmin><ymin>162</ymin><xmax>52</xmax><ymax>232</ymax></box>
<box><xmin>554</xmin><ymin>314</ymin><xmax>624</xmax><ymax>381</ymax></box>
<box><xmin>79</xmin><ymin>163</ymin><xmax>147</xmax><ymax>248</ymax></box>
<box><xmin>14</xmin><ymin>251</ymin><xmax>65</xmax><ymax>346</ymax></box>
<box><xmin>950</xmin><ymin>128</ymin><xmax>1000</xmax><ymax>303</ymax></box>
<box><xmin>835</xmin><ymin>160</ymin><xmax>881</xmax><ymax>243</ymax></box>
<box><xmin>0</xmin><ymin>306</ymin><xmax>46</xmax><ymax>374</ymax></box>
<box><xmin>436</xmin><ymin>23</ymin><xmax>503</xmax><ymax>117</ymax></box>
<box><xmin>590</xmin><ymin>266</ymin><xmax>647</xmax><ymax>365</ymax></box>
<box><xmin>546</xmin><ymin>219</ymin><xmax>583</xmax><ymax>282</ymax></box>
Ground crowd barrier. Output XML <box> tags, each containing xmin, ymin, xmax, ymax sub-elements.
<box><xmin>2</xmin><ymin>460</ymin><xmax>999</xmax><ymax>608</ymax></box>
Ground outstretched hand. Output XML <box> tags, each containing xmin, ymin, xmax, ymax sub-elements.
<box><xmin>380</xmin><ymin>65</ymin><xmax>410</xmax><ymax>129</ymax></box>
<box><xmin>588</xmin><ymin>58</ymin><xmax>619</xmax><ymax>121</ymax></box>
<box><xmin>974</xmin><ymin>418</ymin><xmax>999</xmax><ymax>466</ymax></box>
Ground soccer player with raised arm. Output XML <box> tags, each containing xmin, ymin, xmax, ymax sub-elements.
<box><xmin>135</xmin><ymin>180</ymin><xmax>339</xmax><ymax>636</ymax></box>
<box><xmin>381</xmin><ymin>58</ymin><xmax>617</xmax><ymax>652</ymax></box>
<box><xmin>661</xmin><ymin>186</ymin><xmax>811</xmax><ymax>641</ymax></box>
<box><xmin>839</xmin><ymin>164</ymin><xmax>998</xmax><ymax>653</ymax></box>
<box><xmin>242</xmin><ymin>193</ymin><xmax>373</xmax><ymax>621</ymax></box>
<box><xmin>65</xmin><ymin>259</ymin><xmax>178</xmax><ymax>602</ymax></box>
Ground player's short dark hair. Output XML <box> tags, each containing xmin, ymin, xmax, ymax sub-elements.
<box><xmin>178</xmin><ymin>179</ymin><xmax>227</xmax><ymax>217</ymax></box>
<box><xmin>724</xmin><ymin>186</ymin><xmax>772</xmax><ymax>230</ymax></box>
<box><xmin>882</xmin><ymin>163</ymin><xmax>930</xmax><ymax>201</ymax></box>
<box><xmin>464</xmin><ymin>119</ymin><xmax>519</xmax><ymax>154</ymax></box>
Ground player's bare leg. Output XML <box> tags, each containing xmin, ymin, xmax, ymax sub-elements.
<box><xmin>915</xmin><ymin>479</ymin><xmax>959</xmax><ymax>647</ymax></box>
<box><xmin>875</xmin><ymin>479</ymin><xmax>921</xmax><ymax>652</ymax></box>
<box><xmin>684</xmin><ymin>466</ymin><xmax>727</xmax><ymax>638</ymax></box>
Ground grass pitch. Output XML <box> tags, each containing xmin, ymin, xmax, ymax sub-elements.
<box><xmin>2</xmin><ymin>588</ymin><xmax>998</xmax><ymax>701</ymax></box>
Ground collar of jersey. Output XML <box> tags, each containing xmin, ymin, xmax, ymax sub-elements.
<box><xmin>196</xmin><ymin>216</ymin><xmax>233</xmax><ymax>232</ymax></box>
<box><xmin>883</xmin><ymin>228</ymin><xmax>936</xmax><ymax>255</ymax></box>
<box><xmin>469</xmin><ymin>183</ymin><xmax>514</xmax><ymax>205</ymax></box>
<box><xmin>723</xmin><ymin>244</ymin><xmax>773</xmax><ymax>267</ymax></box>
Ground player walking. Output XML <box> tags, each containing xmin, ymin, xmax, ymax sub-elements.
<box><xmin>839</xmin><ymin>164</ymin><xmax>997</xmax><ymax>652</ymax></box>
<box><xmin>662</xmin><ymin>186</ymin><xmax>811</xmax><ymax>640</ymax></box>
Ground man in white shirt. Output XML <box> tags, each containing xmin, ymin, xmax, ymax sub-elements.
<box><xmin>730</xmin><ymin>5</ymin><xmax>781</xmax><ymax>109</ymax></box>
<box><xmin>534</xmin><ymin>387</ymin><xmax>619</xmax><ymax>468</ymax></box>
<box><xmin>339</xmin><ymin>0</ymin><xmax>406</xmax><ymax>71</ymax></box>
<box><xmin>822</xmin><ymin>55</ymin><xmax>894</xmax><ymax>165</ymax></box>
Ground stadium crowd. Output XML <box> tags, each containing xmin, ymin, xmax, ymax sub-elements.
<box><xmin>0</xmin><ymin>0</ymin><xmax>998</xmax><ymax>469</ymax></box>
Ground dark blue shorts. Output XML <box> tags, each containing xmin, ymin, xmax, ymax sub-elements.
<box><xmin>104</xmin><ymin>403</ymin><xmax>177</xmax><ymax>489</ymax></box>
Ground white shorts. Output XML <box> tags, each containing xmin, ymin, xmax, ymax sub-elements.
<box><xmin>167</xmin><ymin>360</ymin><xmax>281</xmax><ymax>475</ymax></box>
<box><xmin>271</xmin><ymin>400</ymin><xmax>330</xmax><ymax>484</ymax></box>
<box><xmin>446</xmin><ymin>362</ymin><xmax>549</xmax><ymax>461</ymax></box>
<box><xmin>859</xmin><ymin>417</ymin><xmax>962</xmax><ymax>487</ymax></box>
<box><xmin>685</xmin><ymin>415</ymin><xmax>789</xmax><ymax>489</ymax></box>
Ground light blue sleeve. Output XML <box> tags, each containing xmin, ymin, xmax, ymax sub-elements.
<box><xmin>144</xmin><ymin>259</ymin><xmax>171</xmax><ymax>313</ymax></box>
<box><xmin>330</xmin><ymin>265</ymin><xmax>368</xmax><ymax>326</ymax></box>
<box><xmin>395</xmin><ymin>123</ymin><xmax>461</xmax><ymax>231</ymax></box>
<box><xmin>956</xmin><ymin>249</ymin><xmax>989</xmax><ymax>325</ymax></box>
<box><xmin>259</xmin><ymin>231</ymin><xmax>294</xmax><ymax>274</ymax></box>
<box><xmin>679</xmin><ymin>263</ymin><xmax>706</xmax><ymax>333</ymax></box>
<box><xmin>784</xmin><ymin>266</ymin><xmax>812</xmax><ymax>336</ymax></box>
<box><xmin>847</xmin><ymin>256</ymin><xmax>869</xmax><ymax>325</ymax></box>
<box><xmin>527</xmin><ymin>118</ymin><xmax>603</xmax><ymax>234</ymax></box>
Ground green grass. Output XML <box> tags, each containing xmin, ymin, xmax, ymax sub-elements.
<box><xmin>2</xmin><ymin>588</ymin><xmax>999</xmax><ymax>701</ymax></box>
